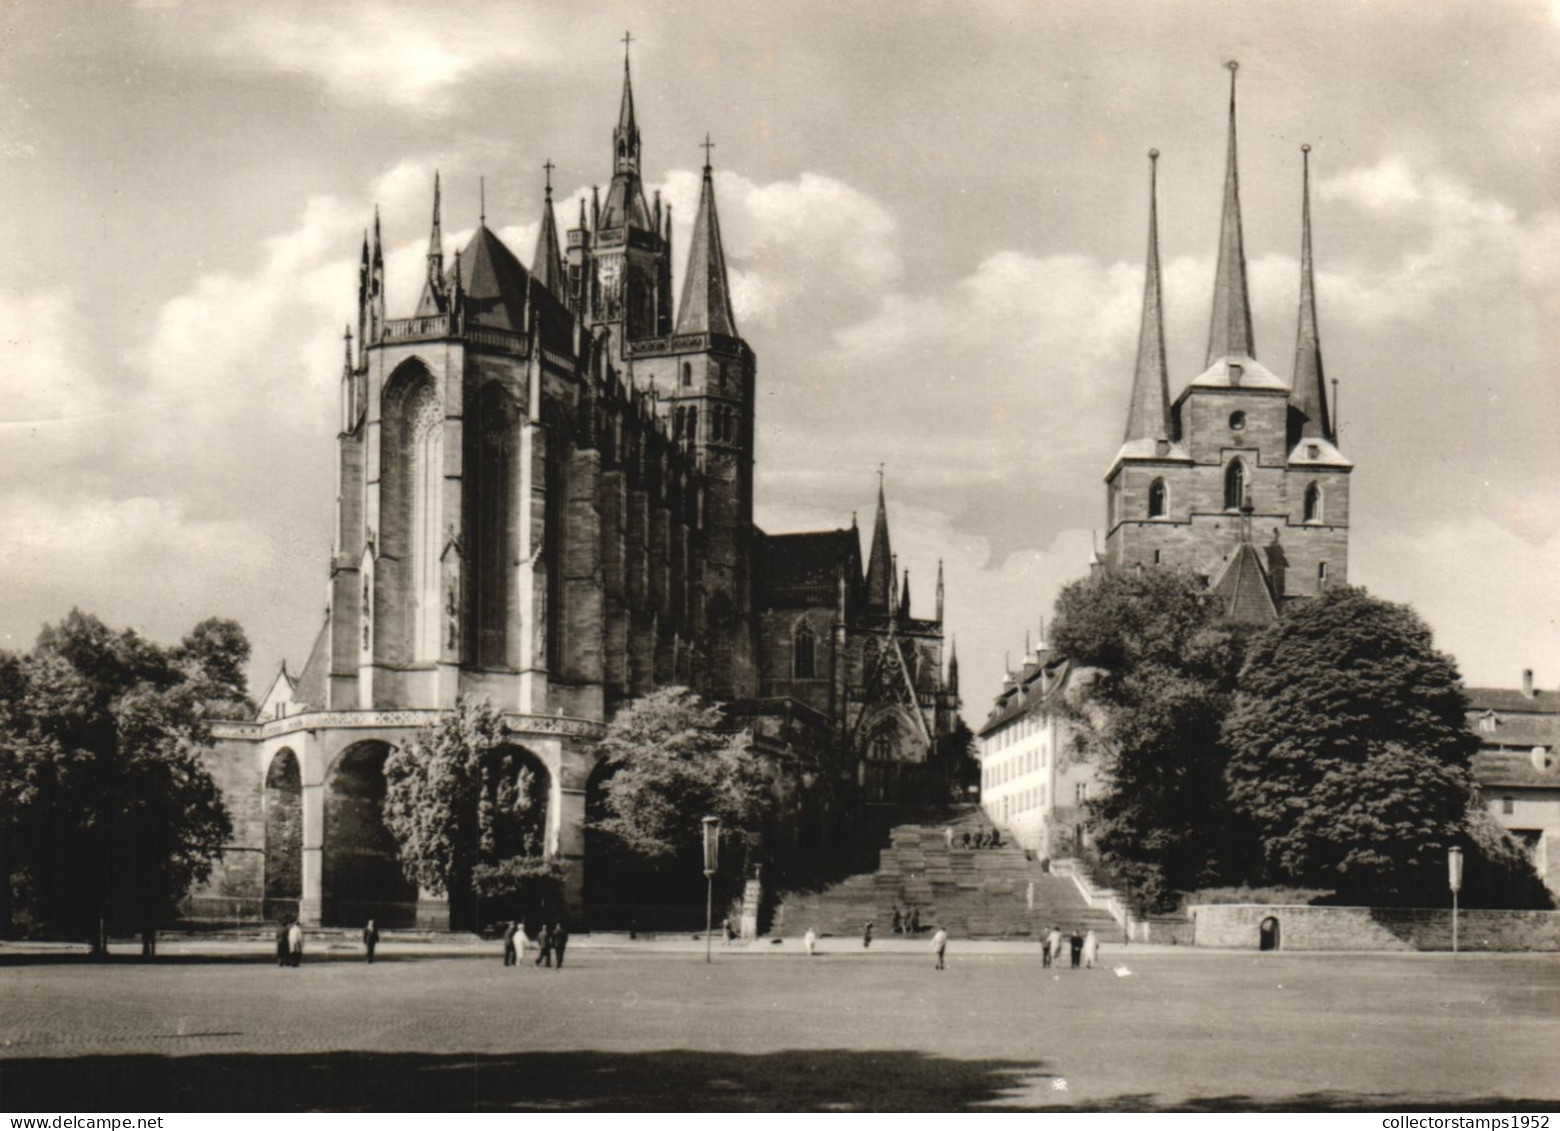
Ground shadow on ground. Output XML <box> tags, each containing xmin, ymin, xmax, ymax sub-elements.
<box><xmin>1</xmin><ymin>1051</ymin><xmax>1550</xmax><ymax>1112</ymax></box>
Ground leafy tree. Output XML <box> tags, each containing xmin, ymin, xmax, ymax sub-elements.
<box><xmin>592</xmin><ymin>687</ymin><xmax>772</xmax><ymax>867</ymax></box>
<box><xmin>0</xmin><ymin>610</ymin><xmax>236</xmax><ymax>944</ymax></box>
<box><xmin>173</xmin><ymin>617</ymin><xmax>255</xmax><ymax>719</ymax></box>
<box><xmin>382</xmin><ymin>698</ymin><xmax>555</xmax><ymax>926</ymax></box>
<box><xmin>1047</xmin><ymin>568</ymin><xmax>1252</xmax><ymax>911</ymax></box>
<box><xmin>1223</xmin><ymin>587</ymin><xmax>1508</xmax><ymax>904</ymax></box>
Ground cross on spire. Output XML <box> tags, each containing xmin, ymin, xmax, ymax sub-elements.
<box><xmin>701</xmin><ymin>132</ymin><xmax>716</xmax><ymax>172</ymax></box>
<box><xmin>621</xmin><ymin>30</ymin><xmax>633</xmax><ymax>63</ymax></box>
<box><xmin>480</xmin><ymin>176</ymin><xmax>486</xmax><ymax>224</ymax></box>
<box><xmin>543</xmin><ymin>159</ymin><xmax>555</xmax><ymax>196</ymax></box>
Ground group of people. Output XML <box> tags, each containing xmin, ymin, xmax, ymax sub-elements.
<box><xmin>942</xmin><ymin>827</ymin><xmax>1003</xmax><ymax>850</ymax></box>
<box><xmin>1041</xmin><ymin>925</ymin><xmax>1099</xmax><ymax>969</ymax></box>
<box><xmin>273</xmin><ymin>919</ymin><xmax>307</xmax><ymax>967</ymax></box>
<box><xmin>502</xmin><ymin>920</ymin><xmax>570</xmax><ymax>968</ymax></box>
<box><xmin>888</xmin><ymin>906</ymin><xmax>923</xmax><ymax>935</ymax></box>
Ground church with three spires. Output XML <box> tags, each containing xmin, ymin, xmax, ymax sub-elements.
<box><xmin>189</xmin><ymin>47</ymin><xmax>961</xmax><ymax>929</ymax></box>
<box><xmin>1106</xmin><ymin>61</ymin><xmax>1351</xmax><ymax>619</ymax></box>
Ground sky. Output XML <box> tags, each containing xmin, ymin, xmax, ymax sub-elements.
<box><xmin>1</xmin><ymin>0</ymin><xmax>1557</xmax><ymax>720</ymax></box>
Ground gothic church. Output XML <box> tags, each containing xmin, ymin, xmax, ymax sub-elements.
<box><xmin>190</xmin><ymin>50</ymin><xmax>960</xmax><ymax>928</ymax></box>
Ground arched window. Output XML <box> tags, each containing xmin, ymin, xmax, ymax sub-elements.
<box><xmin>1147</xmin><ymin>478</ymin><xmax>1167</xmax><ymax>518</ymax></box>
<box><xmin>687</xmin><ymin>406</ymin><xmax>698</xmax><ymax>442</ymax></box>
<box><xmin>1303</xmin><ymin>482</ymin><xmax>1322</xmax><ymax>523</ymax></box>
<box><xmin>793</xmin><ymin>620</ymin><xmax>816</xmax><ymax>680</ymax></box>
<box><xmin>1224</xmin><ymin>459</ymin><xmax>1246</xmax><ymax>511</ymax></box>
<box><xmin>409</xmin><ymin>384</ymin><xmax>444</xmax><ymax>661</ymax></box>
<box><xmin>681</xmin><ymin>362</ymin><xmax>692</xmax><ymax>388</ymax></box>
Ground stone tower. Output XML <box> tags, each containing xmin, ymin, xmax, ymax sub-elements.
<box><xmin>1103</xmin><ymin>63</ymin><xmax>1352</xmax><ymax>619</ymax></box>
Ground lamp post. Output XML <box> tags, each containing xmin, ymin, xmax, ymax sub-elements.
<box><xmin>702</xmin><ymin>816</ymin><xmax>720</xmax><ymax>965</ymax></box>
<box><xmin>1448</xmin><ymin>846</ymin><xmax>1463</xmax><ymax>959</ymax></box>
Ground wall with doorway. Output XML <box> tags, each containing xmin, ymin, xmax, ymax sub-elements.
<box><xmin>1193</xmin><ymin>903</ymin><xmax>1560</xmax><ymax>951</ymax></box>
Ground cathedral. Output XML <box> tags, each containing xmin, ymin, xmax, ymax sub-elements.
<box><xmin>1105</xmin><ymin>62</ymin><xmax>1351</xmax><ymax>619</ymax></box>
<box><xmin>190</xmin><ymin>50</ymin><xmax>960</xmax><ymax>928</ymax></box>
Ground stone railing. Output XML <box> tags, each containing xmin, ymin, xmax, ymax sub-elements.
<box><xmin>212</xmin><ymin>708</ymin><xmax>606</xmax><ymax>742</ymax></box>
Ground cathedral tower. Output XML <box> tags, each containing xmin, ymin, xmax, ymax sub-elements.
<box><xmin>1103</xmin><ymin>63</ymin><xmax>1352</xmax><ymax>618</ymax></box>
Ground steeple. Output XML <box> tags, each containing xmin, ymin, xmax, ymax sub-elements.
<box><xmin>1206</xmin><ymin>61</ymin><xmax>1255</xmax><ymax>365</ymax></box>
<box><xmin>356</xmin><ymin>231</ymin><xmax>370</xmax><ymax>363</ymax></box>
<box><xmin>935</xmin><ymin>559</ymin><xmax>945</xmax><ymax>623</ymax></box>
<box><xmin>614</xmin><ymin>32</ymin><xmax>640</xmax><ymax>177</ymax></box>
<box><xmin>1290</xmin><ymin>144</ymin><xmax>1333</xmax><ymax>441</ymax></box>
<box><xmin>1124</xmin><ymin>149</ymin><xmax>1172</xmax><ymax>444</ymax></box>
<box><xmin>947</xmin><ymin>637</ymin><xmax>959</xmax><ymax>695</ymax></box>
<box><xmin>369</xmin><ymin>207</ymin><xmax>385</xmax><ymax>342</ymax></box>
<box><xmin>900</xmin><ymin>569</ymin><xmax>911</xmax><ymax>619</ymax></box>
<box><xmin>532</xmin><ymin>160</ymin><xmax>566</xmax><ymax>297</ymax></box>
<box><xmin>416</xmin><ymin>173</ymin><xmax>447</xmax><ymax>316</ymax></box>
<box><xmin>675</xmin><ymin>136</ymin><xmax>738</xmax><ymax>337</ymax></box>
<box><xmin>865</xmin><ymin>470</ymin><xmax>894</xmax><ymax>614</ymax></box>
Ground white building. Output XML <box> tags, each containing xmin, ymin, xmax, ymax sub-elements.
<box><xmin>975</xmin><ymin>647</ymin><xmax>1101</xmax><ymax>856</ymax></box>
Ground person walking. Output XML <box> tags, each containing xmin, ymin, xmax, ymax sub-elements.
<box><xmin>862</xmin><ymin>921</ymin><xmax>874</xmax><ymax>949</ymax></box>
<box><xmin>275</xmin><ymin>920</ymin><xmax>290</xmax><ymax>968</ymax></box>
<box><xmin>932</xmin><ymin>927</ymin><xmax>948</xmax><ymax>970</ymax></box>
<box><xmin>363</xmin><ymin>919</ymin><xmax>379</xmax><ymax>964</ymax></box>
<box><xmin>502</xmin><ymin>921</ymin><xmax>519</xmax><ymax>967</ymax></box>
<box><xmin>1068</xmin><ymin>928</ymin><xmax>1084</xmax><ymax>969</ymax></box>
<box><xmin>534</xmin><ymin>922</ymin><xmax>553</xmax><ymax>968</ymax></box>
<box><xmin>961</xmin><ymin>831</ymin><xmax>971</xmax><ymax>849</ymax></box>
<box><xmin>722</xmin><ymin>918</ymin><xmax>736</xmax><ymax>944</ymax></box>
<box><xmin>287</xmin><ymin>920</ymin><xmax>304</xmax><ymax>968</ymax></box>
<box><xmin>1082</xmin><ymin>928</ymin><xmax>1099</xmax><ymax>969</ymax></box>
<box><xmin>891</xmin><ymin>907</ymin><xmax>903</xmax><ymax>935</ymax></box>
<box><xmin>552</xmin><ymin>922</ymin><xmax>569</xmax><ymax>969</ymax></box>
<box><xmin>1025</xmin><ymin>880</ymin><xmax>1035</xmax><ymax>911</ymax></box>
<box><xmin>804</xmin><ymin>927</ymin><xmax>818</xmax><ymax>957</ymax></box>
<box><xmin>944</xmin><ymin>826</ymin><xmax>954</xmax><ymax>850</ymax></box>
<box><xmin>1044</xmin><ymin>925</ymin><xmax>1062</xmax><ymax>968</ymax></box>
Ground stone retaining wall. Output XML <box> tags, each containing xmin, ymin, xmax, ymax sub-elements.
<box><xmin>1193</xmin><ymin>903</ymin><xmax>1560</xmax><ymax>951</ymax></box>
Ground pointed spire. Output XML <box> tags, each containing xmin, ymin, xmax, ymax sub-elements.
<box><xmin>356</xmin><ymin>231</ymin><xmax>370</xmax><ymax>362</ymax></box>
<box><xmin>533</xmin><ymin>160</ymin><xmax>566</xmax><ymax>297</ymax></box>
<box><xmin>1124</xmin><ymin>148</ymin><xmax>1173</xmax><ymax>444</ymax></box>
<box><xmin>865</xmin><ymin>470</ymin><xmax>894</xmax><ymax>614</ymax></box>
<box><xmin>901</xmin><ymin>569</ymin><xmax>911</xmax><ymax>619</ymax></box>
<box><xmin>369</xmin><ymin>207</ymin><xmax>385</xmax><ymax>341</ymax></box>
<box><xmin>1291</xmin><ymin>144</ymin><xmax>1333</xmax><ymax>441</ymax></box>
<box><xmin>1207</xmin><ymin>61</ymin><xmax>1255</xmax><ymax>365</ymax></box>
<box><xmin>935</xmin><ymin>558</ymin><xmax>945</xmax><ymax>623</ymax></box>
<box><xmin>675</xmin><ymin>136</ymin><xmax>738</xmax><ymax>337</ymax></box>
<box><xmin>947</xmin><ymin>637</ymin><xmax>959</xmax><ymax>695</ymax></box>
<box><xmin>614</xmin><ymin>32</ymin><xmax>640</xmax><ymax>177</ymax></box>
<box><xmin>417</xmin><ymin>173</ymin><xmax>447</xmax><ymax>316</ymax></box>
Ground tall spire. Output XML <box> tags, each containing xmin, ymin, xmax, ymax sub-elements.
<box><xmin>935</xmin><ymin>558</ymin><xmax>945</xmax><ymax>623</ymax></box>
<box><xmin>1290</xmin><ymin>144</ymin><xmax>1333</xmax><ymax>440</ymax></box>
<box><xmin>900</xmin><ymin>569</ymin><xmax>911</xmax><ymax>619</ymax></box>
<box><xmin>1124</xmin><ymin>149</ymin><xmax>1173</xmax><ymax>444</ymax></box>
<box><xmin>416</xmin><ymin>173</ymin><xmax>446</xmax><ymax>316</ymax></box>
<box><xmin>865</xmin><ymin>469</ymin><xmax>894</xmax><ymax>614</ymax></box>
<box><xmin>675</xmin><ymin>135</ymin><xmax>738</xmax><ymax>336</ymax></box>
<box><xmin>356</xmin><ymin>231</ymin><xmax>370</xmax><ymax>363</ymax></box>
<box><xmin>947</xmin><ymin>637</ymin><xmax>959</xmax><ymax>695</ymax></box>
<box><xmin>1206</xmin><ymin>61</ymin><xmax>1255</xmax><ymax>365</ymax></box>
<box><xmin>533</xmin><ymin>160</ymin><xmax>566</xmax><ymax>297</ymax></box>
<box><xmin>369</xmin><ymin>207</ymin><xmax>385</xmax><ymax>342</ymax></box>
<box><xmin>614</xmin><ymin>31</ymin><xmax>640</xmax><ymax>177</ymax></box>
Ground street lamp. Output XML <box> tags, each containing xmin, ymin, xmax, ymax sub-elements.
<box><xmin>702</xmin><ymin>816</ymin><xmax>720</xmax><ymax>965</ymax></box>
<box><xmin>1448</xmin><ymin>846</ymin><xmax>1463</xmax><ymax>958</ymax></box>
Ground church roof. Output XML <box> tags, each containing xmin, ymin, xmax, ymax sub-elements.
<box><xmin>451</xmin><ymin>224</ymin><xmax>533</xmax><ymax>331</ymax></box>
<box><xmin>290</xmin><ymin>617</ymin><xmax>331</xmax><ymax>713</ymax></box>
<box><xmin>675</xmin><ymin>162</ymin><xmax>739</xmax><ymax>337</ymax></box>
<box><xmin>532</xmin><ymin>186</ymin><xmax>566</xmax><ymax>298</ymax></box>
<box><xmin>599</xmin><ymin>175</ymin><xmax>653</xmax><ymax>232</ymax></box>
<box><xmin>1209</xmin><ymin>540</ymin><xmax>1279</xmax><ymax>624</ymax></box>
<box><xmin>1178</xmin><ymin>355</ymin><xmax>1288</xmax><ymax>396</ymax></box>
<box><xmin>1286</xmin><ymin>436</ymin><xmax>1352</xmax><ymax>469</ymax></box>
<box><xmin>864</xmin><ymin>480</ymin><xmax>894</xmax><ymax>614</ymax></box>
<box><xmin>756</xmin><ymin>528</ymin><xmax>859</xmax><ymax>604</ymax></box>
<box><xmin>1106</xmin><ymin>436</ymin><xmax>1193</xmax><ymax>478</ymax></box>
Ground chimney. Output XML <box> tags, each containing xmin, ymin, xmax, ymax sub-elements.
<box><xmin>1522</xmin><ymin>669</ymin><xmax>1535</xmax><ymax>699</ymax></box>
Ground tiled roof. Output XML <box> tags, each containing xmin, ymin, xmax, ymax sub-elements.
<box><xmin>1466</xmin><ymin>687</ymin><xmax>1560</xmax><ymax>714</ymax></box>
<box><xmin>1210</xmin><ymin>541</ymin><xmax>1278</xmax><ymax>624</ymax></box>
<box><xmin>978</xmin><ymin>652</ymin><xmax>1071</xmax><ymax>738</ymax></box>
<box><xmin>756</xmin><ymin>529</ymin><xmax>858</xmax><ymax>604</ymax></box>
<box><xmin>452</xmin><ymin>225</ymin><xmax>532</xmax><ymax>332</ymax></box>
<box><xmin>290</xmin><ymin>618</ymin><xmax>331</xmax><ymax>713</ymax></box>
<box><xmin>1472</xmin><ymin>749</ymin><xmax>1560</xmax><ymax>789</ymax></box>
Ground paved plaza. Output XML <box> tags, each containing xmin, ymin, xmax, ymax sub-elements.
<box><xmin>3</xmin><ymin>939</ymin><xmax>1559</xmax><ymax>1111</ymax></box>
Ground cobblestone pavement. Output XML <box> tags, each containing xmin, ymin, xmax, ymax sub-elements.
<box><xmin>3</xmin><ymin>947</ymin><xmax>1559</xmax><ymax>1110</ymax></box>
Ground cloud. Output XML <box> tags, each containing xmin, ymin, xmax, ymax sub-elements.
<box><xmin>0</xmin><ymin>289</ymin><xmax>109</xmax><ymax>424</ymax></box>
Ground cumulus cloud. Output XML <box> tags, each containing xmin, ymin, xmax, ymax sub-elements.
<box><xmin>0</xmin><ymin>288</ymin><xmax>109</xmax><ymax>424</ymax></box>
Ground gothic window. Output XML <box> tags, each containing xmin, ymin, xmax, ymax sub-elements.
<box><xmin>468</xmin><ymin>386</ymin><xmax>517</xmax><ymax>668</ymax></box>
<box><xmin>1303</xmin><ymin>482</ymin><xmax>1322</xmax><ymax>523</ymax></box>
<box><xmin>681</xmin><ymin>362</ymin><xmax>692</xmax><ymax>388</ymax></box>
<box><xmin>688</xmin><ymin>407</ymin><xmax>698</xmax><ymax>443</ymax></box>
<box><xmin>793</xmin><ymin>619</ymin><xmax>816</xmax><ymax>680</ymax></box>
<box><xmin>870</xmin><ymin>728</ymin><xmax>895</xmax><ymax>761</ymax></box>
<box><xmin>1147</xmin><ymin>478</ymin><xmax>1167</xmax><ymax>518</ymax></box>
<box><xmin>1224</xmin><ymin>459</ymin><xmax>1247</xmax><ymax>511</ymax></box>
<box><xmin>409</xmin><ymin>384</ymin><xmax>444</xmax><ymax>662</ymax></box>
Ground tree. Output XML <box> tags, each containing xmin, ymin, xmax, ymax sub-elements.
<box><xmin>382</xmin><ymin>698</ymin><xmax>555</xmax><ymax>927</ymax></box>
<box><xmin>1223</xmin><ymin>587</ymin><xmax>1512</xmax><ymax>903</ymax></box>
<box><xmin>1047</xmin><ymin>568</ymin><xmax>1252</xmax><ymax>911</ymax></box>
<box><xmin>0</xmin><ymin>610</ymin><xmax>236</xmax><ymax>944</ymax></box>
<box><xmin>173</xmin><ymin>617</ymin><xmax>255</xmax><ymax>719</ymax></box>
<box><xmin>592</xmin><ymin>687</ymin><xmax>772</xmax><ymax>873</ymax></box>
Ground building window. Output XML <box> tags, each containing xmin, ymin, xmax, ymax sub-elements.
<box><xmin>1075</xmin><ymin>782</ymin><xmax>1089</xmax><ymax>805</ymax></box>
<box><xmin>1153</xmin><ymin>549</ymin><xmax>1162</xmax><ymax>566</ymax></box>
<box><xmin>1224</xmin><ymin>460</ymin><xmax>1247</xmax><ymax>511</ymax></box>
<box><xmin>1303</xmin><ymin>482</ymin><xmax>1322</xmax><ymax>523</ymax></box>
<box><xmin>1317</xmin><ymin>561</ymin><xmax>1328</xmax><ymax>590</ymax></box>
<box><xmin>681</xmin><ymin>362</ymin><xmax>692</xmax><ymax>388</ymax></box>
<box><xmin>793</xmin><ymin>620</ymin><xmax>816</xmax><ymax>680</ymax></box>
<box><xmin>1148</xmin><ymin>478</ymin><xmax>1167</xmax><ymax>518</ymax></box>
<box><xmin>1307</xmin><ymin>443</ymin><xmax>1321</xmax><ymax>460</ymax></box>
<box><xmin>1502</xmin><ymin>796</ymin><xmax>1515</xmax><ymax>816</ymax></box>
<box><xmin>1229</xmin><ymin>410</ymin><xmax>1246</xmax><ymax>431</ymax></box>
<box><xmin>1479</xmin><ymin>711</ymin><xmax>1499</xmax><ymax>734</ymax></box>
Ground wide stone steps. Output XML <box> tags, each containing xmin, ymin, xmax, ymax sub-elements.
<box><xmin>775</xmin><ymin>810</ymin><xmax>1118</xmax><ymax>939</ymax></box>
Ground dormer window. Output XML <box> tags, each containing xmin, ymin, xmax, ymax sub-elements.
<box><xmin>1147</xmin><ymin>478</ymin><xmax>1167</xmax><ymax>519</ymax></box>
<box><xmin>1479</xmin><ymin>711</ymin><xmax>1499</xmax><ymax>734</ymax></box>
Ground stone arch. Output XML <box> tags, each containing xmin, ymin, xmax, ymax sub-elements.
<box><xmin>467</xmin><ymin>382</ymin><xmax>519</xmax><ymax>667</ymax></box>
<box><xmin>323</xmin><ymin>741</ymin><xmax>417</xmax><ymax>927</ymax></box>
<box><xmin>1259</xmin><ymin>915</ymin><xmax>1281</xmax><ymax>951</ymax></box>
<box><xmin>583</xmin><ymin>755</ymin><xmax>625</xmax><ymax>925</ymax></box>
<box><xmin>1303</xmin><ymin>481</ymin><xmax>1322</xmax><ymax>523</ymax></box>
<box><xmin>1148</xmin><ymin>477</ymin><xmax>1167</xmax><ymax>519</ymax></box>
<box><xmin>381</xmin><ymin>360</ymin><xmax>443</xmax><ymax>664</ymax></box>
<box><xmin>262</xmin><ymin>747</ymin><xmax>302</xmax><ymax>922</ymax></box>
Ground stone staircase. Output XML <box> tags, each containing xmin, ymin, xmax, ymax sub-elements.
<box><xmin>775</xmin><ymin>807</ymin><xmax>1119</xmax><ymax>939</ymax></box>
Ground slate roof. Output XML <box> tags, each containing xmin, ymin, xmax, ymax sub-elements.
<box><xmin>1473</xmin><ymin>750</ymin><xmax>1560</xmax><ymax>789</ymax></box>
<box><xmin>978</xmin><ymin>651</ymin><xmax>1072</xmax><ymax>738</ymax></box>
<box><xmin>289</xmin><ymin>618</ymin><xmax>331</xmax><ymax>713</ymax></box>
<box><xmin>452</xmin><ymin>225</ymin><xmax>533</xmax><ymax>332</ymax></box>
<box><xmin>756</xmin><ymin>528</ymin><xmax>858</xmax><ymax>605</ymax></box>
<box><xmin>1467</xmin><ymin>687</ymin><xmax>1560</xmax><ymax>714</ymax></box>
<box><xmin>1209</xmin><ymin>541</ymin><xmax>1279</xmax><ymax>624</ymax></box>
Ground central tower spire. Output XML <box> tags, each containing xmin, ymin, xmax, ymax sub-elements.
<box><xmin>614</xmin><ymin>31</ymin><xmax>640</xmax><ymax>177</ymax></box>
<box><xmin>1206</xmin><ymin>61</ymin><xmax>1255</xmax><ymax>365</ymax></box>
